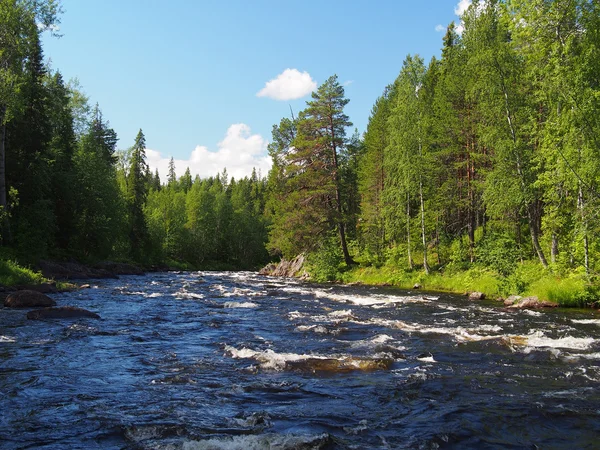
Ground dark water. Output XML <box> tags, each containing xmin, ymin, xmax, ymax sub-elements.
<box><xmin>1</xmin><ymin>272</ymin><xmax>600</xmax><ymax>449</ymax></box>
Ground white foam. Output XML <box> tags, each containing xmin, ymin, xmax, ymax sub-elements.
<box><xmin>417</xmin><ymin>355</ymin><xmax>436</xmax><ymax>363</ymax></box>
<box><xmin>145</xmin><ymin>292</ymin><xmax>162</xmax><ymax>298</ymax></box>
<box><xmin>523</xmin><ymin>330</ymin><xmax>596</xmax><ymax>350</ymax></box>
<box><xmin>223</xmin><ymin>302</ymin><xmax>258</xmax><ymax>308</ymax></box>
<box><xmin>572</xmin><ymin>319</ymin><xmax>600</xmax><ymax>325</ymax></box>
<box><xmin>182</xmin><ymin>433</ymin><xmax>331</xmax><ymax>450</ymax></box>
<box><xmin>0</xmin><ymin>335</ymin><xmax>16</xmax><ymax>343</ymax></box>
<box><xmin>174</xmin><ymin>291</ymin><xmax>204</xmax><ymax>300</ymax></box>
<box><xmin>224</xmin><ymin>345</ymin><xmax>328</xmax><ymax>370</ymax></box>
<box><xmin>328</xmin><ymin>309</ymin><xmax>355</xmax><ymax>319</ymax></box>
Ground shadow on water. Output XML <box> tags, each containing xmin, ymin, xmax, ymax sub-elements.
<box><xmin>1</xmin><ymin>271</ymin><xmax>599</xmax><ymax>449</ymax></box>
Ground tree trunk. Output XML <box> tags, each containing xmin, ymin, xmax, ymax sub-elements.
<box><xmin>419</xmin><ymin>175</ymin><xmax>430</xmax><ymax>274</ymax></box>
<box><xmin>406</xmin><ymin>191</ymin><xmax>413</xmax><ymax>269</ymax></box>
<box><xmin>527</xmin><ymin>203</ymin><xmax>548</xmax><ymax>268</ymax></box>
<box><xmin>0</xmin><ymin>106</ymin><xmax>10</xmax><ymax>244</ymax></box>
<box><xmin>551</xmin><ymin>233</ymin><xmax>559</xmax><ymax>264</ymax></box>
<box><xmin>329</xmin><ymin>125</ymin><xmax>354</xmax><ymax>266</ymax></box>
<box><xmin>578</xmin><ymin>184</ymin><xmax>589</xmax><ymax>275</ymax></box>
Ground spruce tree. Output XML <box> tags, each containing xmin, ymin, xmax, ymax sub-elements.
<box><xmin>127</xmin><ymin>129</ymin><xmax>150</xmax><ymax>261</ymax></box>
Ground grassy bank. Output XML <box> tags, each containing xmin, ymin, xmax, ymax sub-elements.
<box><xmin>0</xmin><ymin>259</ymin><xmax>46</xmax><ymax>287</ymax></box>
<box><xmin>329</xmin><ymin>262</ymin><xmax>598</xmax><ymax>308</ymax></box>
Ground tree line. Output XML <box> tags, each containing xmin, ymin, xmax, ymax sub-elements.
<box><xmin>0</xmin><ymin>0</ymin><xmax>269</xmax><ymax>269</ymax></box>
<box><xmin>2</xmin><ymin>0</ymin><xmax>600</xmax><ymax>287</ymax></box>
<box><xmin>267</xmin><ymin>0</ymin><xmax>600</xmax><ymax>287</ymax></box>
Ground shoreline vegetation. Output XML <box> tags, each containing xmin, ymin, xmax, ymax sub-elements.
<box><xmin>1</xmin><ymin>1</ymin><xmax>599</xmax><ymax>310</ymax></box>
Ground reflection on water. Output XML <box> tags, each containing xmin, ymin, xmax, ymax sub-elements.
<box><xmin>1</xmin><ymin>271</ymin><xmax>599</xmax><ymax>449</ymax></box>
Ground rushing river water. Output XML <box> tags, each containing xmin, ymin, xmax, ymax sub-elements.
<box><xmin>1</xmin><ymin>271</ymin><xmax>600</xmax><ymax>449</ymax></box>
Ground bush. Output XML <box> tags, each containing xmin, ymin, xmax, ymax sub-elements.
<box><xmin>477</xmin><ymin>233</ymin><xmax>520</xmax><ymax>277</ymax></box>
<box><xmin>0</xmin><ymin>259</ymin><xmax>45</xmax><ymax>286</ymax></box>
<box><xmin>307</xmin><ymin>234</ymin><xmax>343</xmax><ymax>282</ymax></box>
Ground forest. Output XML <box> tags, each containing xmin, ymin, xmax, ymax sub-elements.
<box><xmin>1</xmin><ymin>0</ymin><xmax>599</xmax><ymax>306</ymax></box>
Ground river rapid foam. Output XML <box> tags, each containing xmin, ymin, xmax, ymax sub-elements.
<box><xmin>1</xmin><ymin>271</ymin><xmax>599</xmax><ymax>449</ymax></box>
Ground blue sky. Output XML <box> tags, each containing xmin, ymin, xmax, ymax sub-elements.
<box><xmin>43</xmin><ymin>0</ymin><xmax>470</xmax><ymax>180</ymax></box>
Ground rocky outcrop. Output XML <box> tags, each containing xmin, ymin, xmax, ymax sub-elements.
<box><xmin>4</xmin><ymin>290</ymin><xmax>57</xmax><ymax>308</ymax></box>
<box><xmin>94</xmin><ymin>261</ymin><xmax>144</xmax><ymax>276</ymax></box>
<box><xmin>26</xmin><ymin>306</ymin><xmax>100</xmax><ymax>320</ymax></box>
<box><xmin>38</xmin><ymin>260</ymin><xmax>144</xmax><ymax>280</ymax></box>
<box><xmin>259</xmin><ymin>254</ymin><xmax>308</xmax><ymax>279</ymax></box>
<box><xmin>258</xmin><ymin>264</ymin><xmax>277</xmax><ymax>276</ymax></box>
<box><xmin>507</xmin><ymin>296</ymin><xmax>557</xmax><ymax>309</ymax></box>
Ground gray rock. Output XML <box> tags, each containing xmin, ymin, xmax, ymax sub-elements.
<box><xmin>508</xmin><ymin>296</ymin><xmax>557</xmax><ymax>309</ymax></box>
<box><xmin>468</xmin><ymin>291</ymin><xmax>486</xmax><ymax>300</ymax></box>
<box><xmin>504</xmin><ymin>295</ymin><xmax>522</xmax><ymax>306</ymax></box>
<box><xmin>4</xmin><ymin>290</ymin><xmax>56</xmax><ymax>308</ymax></box>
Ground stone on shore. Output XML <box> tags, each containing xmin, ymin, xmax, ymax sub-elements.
<box><xmin>503</xmin><ymin>295</ymin><xmax>522</xmax><ymax>306</ymax></box>
<box><xmin>4</xmin><ymin>290</ymin><xmax>57</xmax><ymax>308</ymax></box>
<box><xmin>468</xmin><ymin>291</ymin><xmax>486</xmax><ymax>300</ymax></box>
<box><xmin>26</xmin><ymin>306</ymin><xmax>100</xmax><ymax>320</ymax></box>
<box><xmin>508</xmin><ymin>296</ymin><xmax>557</xmax><ymax>309</ymax></box>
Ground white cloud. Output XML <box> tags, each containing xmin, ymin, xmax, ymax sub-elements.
<box><xmin>257</xmin><ymin>68</ymin><xmax>317</xmax><ymax>101</ymax></box>
<box><xmin>435</xmin><ymin>24</ymin><xmax>445</xmax><ymax>32</ymax></box>
<box><xmin>454</xmin><ymin>0</ymin><xmax>472</xmax><ymax>34</ymax></box>
<box><xmin>343</xmin><ymin>80</ymin><xmax>354</xmax><ymax>87</ymax></box>
<box><xmin>146</xmin><ymin>124</ymin><xmax>271</xmax><ymax>182</ymax></box>
<box><xmin>454</xmin><ymin>0</ymin><xmax>471</xmax><ymax>16</ymax></box>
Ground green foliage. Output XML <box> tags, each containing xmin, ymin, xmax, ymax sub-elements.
<box><xmin>0</xmin><ymin>259</ymin><xmax>44</xmax><ymax>286</ymax></box>
<box><xmin>307</xmin><ymin>234</ymin><xmax>344</xmax><ymax>282</ymax></box>
<box><xmin>477</xmin><ymin>233</ymin><xmax>520</xmax><ymax>277</ymax></box>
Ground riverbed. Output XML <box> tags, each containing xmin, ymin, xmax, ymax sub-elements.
<box><xmin>1</xmin><ymin>271</ymin><xmax>599</xmax><ymax>449</ymax></box>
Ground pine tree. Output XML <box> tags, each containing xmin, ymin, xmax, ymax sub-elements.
<box><xmin>127</xmin><ymin>129</ymin><xmax>150</xmax><ymax>261</ymax></box>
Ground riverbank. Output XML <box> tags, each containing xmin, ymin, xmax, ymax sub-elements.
<box><xmin>337</xmin><ymin>264</ymin><xmax>597</xmax><ymax>309</ymax></box>
<box><xmin>262</xmin><ymin>256</ymin><xmax>598</xmax><ymax>309</ymax></box>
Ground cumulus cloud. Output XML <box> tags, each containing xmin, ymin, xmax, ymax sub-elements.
<box><xmin>146</xmin><ymin>124</ymin><xmax>271</xmax><ymax>182</ymax></box>
<box><xmin>257</xmin><ymin>68</ymin><xmax>317</xmax><ymax>101</ymax></box>
<box><xmin>435</xmin><ymin>24</ymin><xmax>445</xmax><ymax>32</ymax></box>
<box><xmin>454</xmin><ymin>0</ymin><xmax>471</xmax><ymax>16</ymax></box>
<box><xmin>454</xmin><ymin>0</ymin><xmax>472</xmax><ymax>34</ymax></box>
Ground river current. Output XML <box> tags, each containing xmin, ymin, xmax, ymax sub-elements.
<box><xmin>1</xmin><ymin>271</ymin><xmax>599</xmax><ymax>449</ymax></box>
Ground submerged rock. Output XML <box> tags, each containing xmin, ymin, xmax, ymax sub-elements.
<box><xmin>4</xmin><ymin>290</ymin><xmax>56</xmax><ymax>308</ymax></box>
<box><xmin>508</xmin><ymin>296</ymin><xmax>557</xmax><ymax>309</ymax></box>
<box><xmin>26</xmin><ymin>306</ymin><xmax>100</xmax><ymax>320</ymax></box>
<box><xmin>285</xmin><ymin>356</ymin><xmax>393</xmax><ymax>373</ymax></box>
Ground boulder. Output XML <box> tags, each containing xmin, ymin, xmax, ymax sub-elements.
<box><xmin>413</xmin><ymin>283</ymin><xmax>422</xmax><ymax>289</ymax></box>
<box><xmin>258</xmin><ymin>263</ymin><xmax>277</xmax><ymax>275</ymax></box>
<box><xmin>4</xmin><ymin>290</ymin><xmax>56</xmax><ymax>308</ymax></box>
<box><xmin>468</xmin><ymin>291</ymin><xmax>486</xmax><ymax>300</ymax></box>
<box><xmin>26</xmin><ymin>306</ymin><xmax>100</xmax><ymax>320</ymax></box>
<box><xmin>503</xmin><ymin>295</ymin><xmax>522</xmax><ymax>306</ymax></box>
<box><xmin>508</xmin><ymin>296</ymin><xmax>557</xmax><ymax>309</ymax></box>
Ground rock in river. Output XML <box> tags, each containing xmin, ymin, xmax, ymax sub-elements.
<box><xmin>4</xmin><ymin>290</ymin><xmax>57</xmax><ymax>308</ymax></box>
<box><xmin>26</xmin><ymin>306</ymin><xmax>100</xmax><ymax>320</ymax></box>
<box><xmin>508</xmin><ymin>296</ymin><xmax>557</xmax><ymax>309</ymax></box>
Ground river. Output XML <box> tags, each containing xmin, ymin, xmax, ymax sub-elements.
<box><xmin>1</xmin><ymin>271</ymin><xmax>599</xmax><ymax>449</ymax></box>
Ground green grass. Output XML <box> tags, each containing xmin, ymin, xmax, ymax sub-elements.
<box><xmin>0</xmin><ymin>259</ymin><xmax>45</xmax><ymax>286</ymax></box>
<box><xmin>334</xmin><ymin>261</ymin><xmax>597</xmax><ymax>308</ymax></box>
